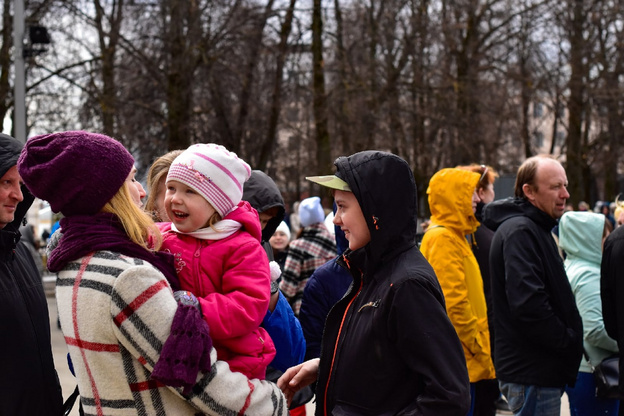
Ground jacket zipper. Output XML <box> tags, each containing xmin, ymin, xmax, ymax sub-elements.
<box><xmin>323</xmin><ymin>268</ymin><xmax>363</xmax><ymax>416</ymax></box>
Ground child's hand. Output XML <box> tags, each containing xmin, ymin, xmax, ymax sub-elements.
<box><xmin>269</xmin><ymin>261</ymin><xmax>282</xmax><ymax>282</ymax></box>
<box><xmin>173</xmin><ymin>290</ymin><xmax>202</xmax><ymax>314</ymax></box>
<box><xmin>277</xmin><ymin>358</ymin><xmax>319</xmax><ymax>407</ymax></box>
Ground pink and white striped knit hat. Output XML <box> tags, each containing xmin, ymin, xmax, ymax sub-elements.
<box><xmin>166</xmin><ymin>143</ymin><xmax>252</xmax><ymax>217</ymax></box>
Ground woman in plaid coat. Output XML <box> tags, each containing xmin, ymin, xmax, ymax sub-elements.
<box><xmin>18</xmin><ymin>131</ymin><xmax>287</xmax><ymax>416</ymax></box>
<box><xmin>279</xmin><ymin>196</ymin><xmax>336</xmax><ymax>315</ymax></box>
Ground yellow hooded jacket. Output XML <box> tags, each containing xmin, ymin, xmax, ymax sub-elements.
<box><xmin>420</xmin><ymin>168</ymin><xmax>496</xmax><ymax>383</ymax></box>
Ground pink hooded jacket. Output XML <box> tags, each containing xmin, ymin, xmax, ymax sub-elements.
<box><xmin>159</xmin><ymin>201</ymin><xmax>276</xmax><ymax>379</ymax></box>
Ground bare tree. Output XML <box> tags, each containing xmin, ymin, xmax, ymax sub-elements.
<box><xmin>564</xmin><ymin>0</ymin><xmax>592</xmax><ymax>206</ymax></box>
<box><xmin>257</xmin><ymin>0</ymin><xmax>297</xmax><ymax>170</ymax></box>
<box><xmin>311</xmin><ymin>0</ymin><xmax>330</xmax><ymax>175</ymax></box>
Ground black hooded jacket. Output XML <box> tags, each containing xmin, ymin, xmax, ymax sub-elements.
<box><xmin>601</xmin><ymin>223</ymin><xmax>624</xmax><ymax>394</ymax></box>
<box><xmin>482</xmin><ymin>197</ymin><xmax>583</xmax><ymax>388</ymax></box>
<box><xmin>0</xmin><ymin>134</ymin><xmax>63</xmax><ymax>415</ymax></box>
<box><xmin>242</xmin><ymin>170</ymin><xmax>286</xmax><ymax>259</ymax></box>
<box><xmin>315</xmin><ymin>151</ymin><xmax>470</xmax><ymax>415</ymax></box>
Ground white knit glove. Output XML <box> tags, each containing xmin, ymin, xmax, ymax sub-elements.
<box><xmin>269</xmin><ymin>261</ymin><xmax>281</xmax><ymax>294</ymax></box>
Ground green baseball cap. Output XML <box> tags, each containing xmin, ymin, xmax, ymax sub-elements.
<box><xmin>306</xmin><ymin>175</ymin><xmax>351</xmax><ymax>192</ymax></box>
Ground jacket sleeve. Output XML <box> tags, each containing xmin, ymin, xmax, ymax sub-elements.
<box><xmin>261</xmin><ymin>291</ymin><xmax>306</xmax><ymax>372</ymax></box>
<box><xmin>111</xmin><ymin>265</ymin><xmax>288</xmax><ymax>415</ymax></box>
<box><xmin>198</xmin><ymin>240</ymin><xmax>271</xmax><ymax>339</ymax></box>
<box><xmin>572</xmin><ymin>265</ymin><xmax>618</xmax><ymax>352</ymax></box>
<box><xmin>299</xmin><ymin>266</ymin><xmax>332</xmax><ymax>360</ymax></box>
<box><xmin>390</xmin><ymin>277</ymin><xmax>471</xmax><ymax>415</ymax></box>
<box><xmin>503</xmin><ymin>227</ymin><xmax>579</xmax><ymax>353</ymax></box>
<box><xmin>422</xmin><ymin>230</ymin><xmax>484</xmax><ymax>356</ymax></box>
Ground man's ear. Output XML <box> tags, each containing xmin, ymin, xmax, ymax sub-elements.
<box><xmin>522</xmin><ymin>183</ymin><xmax>534</xmax><ymax>201</ymax></box>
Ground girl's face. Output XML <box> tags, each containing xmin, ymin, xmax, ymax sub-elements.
<box><xmin>165</xmin><ymin>180</ymin><xmax>216</xmax><ymax>233</ymax></box>
<box><xmin>471</xmin><ymin>189</ymin><xmax>481</xmax><ymax>213</ymax></box>
<box><xmin>269</xmin><ymin>231</ymin><xmax>290</xmax><ymax>252</ymax></box>
<box><xmin>126</xmin><ymin>166</ymin><xmax>146</xmax><ymax>208</ymax></box>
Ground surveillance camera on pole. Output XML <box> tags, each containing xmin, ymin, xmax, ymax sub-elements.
<box><xmin>13</xmin><ymin>0</ymin><xmax>51</xmax><ymax>143</ymax></box>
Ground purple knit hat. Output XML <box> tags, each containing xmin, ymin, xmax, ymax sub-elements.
<box><xmin>17</xmin><ymin>131</ymin><xmax>134</xmax><ymax>216</ymax></box>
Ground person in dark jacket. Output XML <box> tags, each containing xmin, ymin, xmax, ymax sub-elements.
<box><xmin>278</xmin><ymin>150</ymin><xmax>470</xmax><ymax>415</ymax></box>
<box><xmin>458</xmin><ymin>163</ymin><xmax>507</xmax><ymax>416</ymax></box>
<box><xmin>601</xmin><ymin>215</ymin><xmax>624</xmax><ymax>399</ymax></box>
<box><xmin>482</xmin><ymin>155</ymin><xmax>583</xmax><ymax>416</ymax></box>
<box><xmin>243</xmin><ymin>170</ymin><xmax>287</xmax><ymax>257</ymax></box>
<box><xmin>0</xmin><ymin>133</ymin><xmax>63</xmax><ymax>415</ymax></box>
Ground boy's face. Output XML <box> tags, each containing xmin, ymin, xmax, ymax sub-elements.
<box><xmin>258</xmin><ymin>207</ymin><xmax>279</xmax><ymax>230</ymax></box>
<box><xmin>333</xmin><ymin>190</ymin><xmax>370</xmax><ymax>250</ymax></box>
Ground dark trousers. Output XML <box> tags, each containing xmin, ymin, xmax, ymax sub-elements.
<box><xmin>473</xmin><ymin>379</ymin><xmax>500</xmax><ymax>416</ymax></box>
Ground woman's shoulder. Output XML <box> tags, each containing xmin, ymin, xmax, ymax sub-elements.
<box><xmin>76</xmin><ymin>250</ymin><xmax>158</xmax><ymax>272</ymax></box>
<box><xmin>90</xmin><ymin>251</ymin><xmax>170</xmax><ymax>291</ymax></box>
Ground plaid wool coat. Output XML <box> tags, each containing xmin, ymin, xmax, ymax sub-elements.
<box><xmin>279</xmin><ymin>223</ymin><xmax>336</xmax><ymax>315</ymax></box>
<box><xmin>56</xmin><ymin>249</ymin><xmax>288</xmax><ymax>415</ymax></box>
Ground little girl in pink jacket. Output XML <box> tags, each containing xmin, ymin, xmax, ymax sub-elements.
<box><xmin>159</xmin><ymin>143</ymin><xmax>275</xmax><ymax>379</ymax></box>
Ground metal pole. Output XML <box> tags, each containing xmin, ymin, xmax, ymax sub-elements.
<box><xmin>13</xmin><ymin>0</ymin><xmax>26</xmax><ymax>143</ymax></box>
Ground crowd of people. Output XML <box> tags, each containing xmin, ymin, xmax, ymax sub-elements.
<box><xmin>3</xmin><ymin>129</ymin><xmax>624</xmax><ymax>416</ymax></box>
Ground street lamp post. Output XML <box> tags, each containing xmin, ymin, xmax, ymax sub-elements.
<box><xmin>13</xmin><ymin>0</ymin><xmax>26</xmax><ymax>144</ymax></box>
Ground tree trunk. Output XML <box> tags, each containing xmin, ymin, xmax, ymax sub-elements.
<box><xmin>236</xmin><ymin>0</ymin><xmax>275</xmax><ymax>158</ymax></box>
<box><xmin>94</xmin><ymin>0</ymin><xmax>123</xmax><ymax>137</ymax></box>
<box><xmin>258</xmin><ymin>0</ymin><xmax>296</xmax><ymax>170</ymax></box>
<box><xmin>311</xmin><ymin>0</ymin><xmax>330</xmax><ymax>175</ymax></box>
<box><xmin>165</xmin><ymin>0</ymin><xmax>199</xmax><ymax>151</ymax></box>
<box><xmin>566</xmin><ymin>0</ymin><xmax>586</xmax><ymax>206</ymax></box>
<box><xmin>0</xmin><ymin>0</ymin><xmax>13</xmax><ymax>128</ymax></box>
<box><xmin>333</xmin><ymin>0</ymin><xmax>351</xmax><ymax>156</ymax></box>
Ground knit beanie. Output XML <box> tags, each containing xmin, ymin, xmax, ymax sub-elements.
<box><xmin>17</xmin><ymin>131</ymin><xmax>134</xmax><ymax>216</ymax></box>
<box><xmin>299</xmin><ymin>196</ymin><xmax>325</xmax><ymax>227</ymax></box>
<box><xmin>166</xmin><ymin>143</ymin><xmax>251</xmax><ymax>217</ymax></box>
<box><xmin>274</xmin><ymin>221</ymin><xmax>291</xmax><ymax>241</ymax></box>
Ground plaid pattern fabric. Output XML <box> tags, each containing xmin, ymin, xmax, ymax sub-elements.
<box><xmin>279</xmin><ymin>223</ymin><xmax>336</xmax><ymax>315</ymax></box>
<box><xmin>56</xmin><ymin>250</ymin><xmax>287</xmax><ymax>416</ymax></box>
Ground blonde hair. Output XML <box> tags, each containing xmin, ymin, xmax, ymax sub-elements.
<box><xmin>207</xmin><ymin>212</ymin><xmax>222</xmax><ymax>229</ymax></box>
<box><xmin>101</xmin><ymin>183</ymin><xmax>163</xmax><ymax>251</ymax></box>
<box><xmin>145</xmin><ymin>150</ymin><xmax>184</xmax><ymax>221</ymax></box>
<box><xmin>614</xmin><ymin>196</ymin><xmax>624</xmax><ymax>225</ymax></box>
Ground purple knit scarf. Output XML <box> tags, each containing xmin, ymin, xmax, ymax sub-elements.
<box><xmin>48</xmin><ymin>213</ymin><xmax>212</xmax><ymax>390</ymax></box>
<box><xmin>47</xmin><ymin>213</ymin><xmax>180</xmax><ymax>290</ymax></box>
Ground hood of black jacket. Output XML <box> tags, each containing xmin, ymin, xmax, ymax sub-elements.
<box><xmin>483</xmin><ymin>197</ymin><xmax>557</xmax><ymax>233</ymax></box>
<box><xmin>335</xmin><ymin>151</ymin><xmax>417</xmax><ymax>272</ymax></box>
<box><xmin>242</xmin><ymin>170</ymin><xmax>285</xmax><ymax>241</ymax></box>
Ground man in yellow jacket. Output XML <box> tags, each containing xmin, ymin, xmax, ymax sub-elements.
<box><xmin>420</xmin><ymin>168</ymin><xmax>496</xmax><ymax>416</ymax></box>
